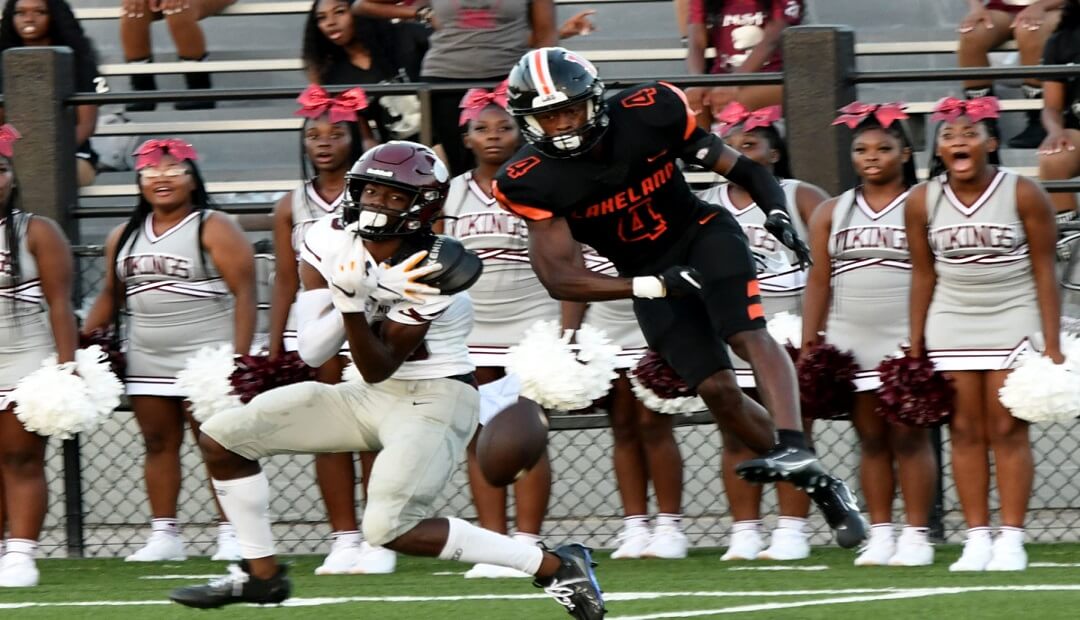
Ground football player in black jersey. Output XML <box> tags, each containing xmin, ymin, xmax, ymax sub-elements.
<box><xmin>492</xmin><ymin>47</ymin><xmax>867</xmax><ymax>549</ymax></box>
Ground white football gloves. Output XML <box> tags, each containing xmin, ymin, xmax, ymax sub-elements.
<box><xmin>371</xmin><ymin>250</ymin><xmax>443</xmax><ymax>304</ymax></box>
<box><xmin>328</xmin><ymin>238</ymin><xmax>378</xmax><ymax>313</ymax></box>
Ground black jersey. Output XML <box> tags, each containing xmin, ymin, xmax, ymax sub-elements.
<box><xmin>492</xmin><ymin>82</ymin><xmax>716</xmax><ymax>275</ymax></box>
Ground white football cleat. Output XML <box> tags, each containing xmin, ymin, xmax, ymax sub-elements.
<box><xmin>949</xmin><ymin>533</ymin><xmax>993</xmax><ymax>572</ymax></box>
<box><xmin>642</xmin><ymin>525</ymin><xmax>689</xmax><ymax>559</ymax></box>
<box><xmin>986</xmin><ymin>536</ymin><xmax>1027</xmax><ymax>571</ymax></box>
<box><xmin>721</xmin><ymin>528</ymin><xmax>763</xmax><ymax>561</ymax></box>
<box><xmin>464</xmin><ymin>562</ymin><xmax>532</xmax><ymax>578</ymax></box>
<box><xmin>759</xmin><ymin>528</ymin><xmax>810</xmax><ymax>561</ymax></box>
<box><xmin>0</xmin><ymin>553</ymin><xmax>39</xmax><ymax>588</ymax></box>
<box><xmin>211</xmin><ymin>529</ymin><xmax>242</xmax><ymax>562</ymax></box>
<box><xmin>888</xmin><ymin>529</ymin><xmax>934</xmax><ymax>567</ymax></box>
<box><xmin>125</xmin><ymin>532</ymin><xmax>187</xmax><ymax>562</ymax></box>
<box><xmin>350</xmin><ymin>542</ymin><xmax>397</xmax><ymax>574</ymax></box>
<box><xmin>854</xmin><ymin>527</ymin><xmax>896</xmax><ymax>566</ymax></box>
<box><xmin>610</xmin><ymin>527</ymin><xmax>652</xmax><ymax>560</ymax></box>
<box><xmin>314</xmin><ymin>537</ymin><xmax>365</xmax><ymax>575</ymax></box>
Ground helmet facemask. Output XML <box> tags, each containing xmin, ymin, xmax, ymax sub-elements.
<box><xmin>343</xmin><ymin>178</ymin><xmax>442</xmax><ymax>241</ymax></box>
<box><xmin>516</xmin><ymin>83</ymin><xmax>609</xmax><ymax>158</ymax></box>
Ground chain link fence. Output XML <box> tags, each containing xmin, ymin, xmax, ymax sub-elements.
<box><xmin>34</xmin><ymin>248</ymin><xmax>1080</xmax><ymax>559</ymax></box>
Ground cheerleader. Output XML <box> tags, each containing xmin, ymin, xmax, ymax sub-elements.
<box><xmin>267</xmin><ymin>85</ymin><xmax>393</xmax><ymax>575</ymax></box>
<box><xmin>82</xmin><ymin>139</ymin><xmax>256</xmax><ymax>562</ymax></box>
<box><xmin>0</xmin><ymin>126</ymin><xmax>77</xmax><ymax>587</ymax></box>
<box><xmin>695</xmin><ymin>104</ymin><xmax>826</xmax><ymax>561</ymax></box>
<box><xmin>802</xmin><ymin>103</ymin><xmax>936</xmax><ymax>566</ymax></box>
<box><xmin>582</xmin><ymin>265</ymin><xmax>688</xmax><ymax>561</ymax></box>
<box><xmin>907</xmin><ymin>97</ymin><xmax>1064</xmax><ymax>571</ymax></box>
<box><xmin>439</xmin><ymin>86</ymin><xmax>558</xmax><ymax>579</ymax></box>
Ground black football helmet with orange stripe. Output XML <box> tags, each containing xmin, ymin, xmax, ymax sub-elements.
<box><xmin>506</xmin><ymin>47</ymin><xmax>609</xmax><ymax>158</ymax></box>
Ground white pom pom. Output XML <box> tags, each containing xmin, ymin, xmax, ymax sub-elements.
<box><xmin>628</xmin><ymin>373</ymin><xmax>706</xmax><ymax>415</ymax></box>
<box><xmin>11</xmin><ymin>357</ymin><xmax>99</xmax><ymax>439</ymax></box>
<box><xmin>1000</xmin><ymin>334</ymin><xmax>1080</xmax><ymax>424</ymax></box>
<box><xmin>506</xmin><ymin>321</ymin><xmax>619</xmax><ymax>410</ymax></box>
<box><xmin>74</xmin><ymin>345</ymin><xmax>123</xmax><ymax>422</ymax></box>
<box><xmin>176</xmin><ymin>345</ymin><xmax>241</xmax><ymax>423</ymax></box>
<box><xmin>341</xmin><ymin>361</ymin><xmax>362</xmax><ymax>383</ymax></box>
<box><xmin>766</xmin><ymin>311</ymin><xmax>802</xmax><ymax>348</ymax></box>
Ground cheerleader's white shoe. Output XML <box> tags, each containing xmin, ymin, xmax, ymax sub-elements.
<box><xmin>0</xmin><ymin>553</ymin><xmax>38</xmax><ymax>587</ymax></box>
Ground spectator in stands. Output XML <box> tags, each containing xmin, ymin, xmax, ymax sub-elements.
<box><xmin>0</xmin><ymin>126</ymin><xmax>78</xmax><ymax>588</ymax></box>
<box><xmin>803</xmin><ymin>103</ymin><xmax>937</xmax><ymax>567</ymax></box>
<box><xmin>0</xmin><ymin>0</ymin><xmax>105</xmax><ymax>186</ymax></box>
<box><xmin>353</xmin><ymin>0</ymin><xmax>596</xmax><ymax>175</ymax></box>
<box><xmin>82</xmin><ymin>138</ymin><xmax>256</xmax><ymax>563</ymax></box>
<box><xmin>957</xmin><ymin>0</ymin><xmax>1065</xmax><ymax>148</ymax></box>
<box><xmin>695</xmin><ymin>105</ymin><xmax>821</xmax><ymax>561</ymax></box>
<box><xmin>120</xmin><ymin>0</ymin><xmax>237</xmax><ymax>111</ymax></box>
<box><xmin>909</xmin><ymin>97</ymin><xmax>1062</xmax><ymax>571</ymax></box>
<box><xmin>1037</xmin><ymin>0</ymin><xmax>1080</xmax><ymax>217</ymax></box>
<box><xmin>685</xmin><ymin>0</ymin><xmax>804</xmax><ymax>130</ymax></box>
<box><xmin>437</xmin><ymin>88</ymin><xmax>556</xmax><ymax>578</ymax></box>
<box><xmin>267</xmin><ymin>85</ymin><xmax>393</xmax><ymax>576</ymax></box>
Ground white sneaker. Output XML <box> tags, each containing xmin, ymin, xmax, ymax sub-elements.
<box><xmin>350</xmin><ymin>542</ymin><xmax>397</xmax><ymax>574</ymax></box>
<box><xmin>0</xmin><ymin>553</ymin><xmax>39</xmax><ymax>587</ymax></box>
<box><xmin>125</xmin><ymin>532</ymin><xmax>187</xmax><ymax>562</ymax></box>
<box><xmin>949</xmin><ymin>534</ymin><xmax>993</xmax><ymax>572</ymax></box>
<box><xmin>464</xmin><ymin>562</ymin><xmax>532</xmax><ymax>578</ymax></box>
<box><xmin>759</xmin><ymin>528</ymin><xmax>810</xmax><ymax>561</ymax></box>
<box><xmin>610</xmin><ymin>527</ymin><xmax>652</xmax><ymax>560</ymax></box>
<box><xmin>986</xmin><ymin>537</ymin><xmax>1027</xmax><ymax>571</ymax></box>
<box><xmin>211</xmin><ymin>530</ymin><xmax>242</xmax><ymax>562</ymax></box>
<box><xmin>642</xmin><ymin>525</ymin><xmax>689</xmax><ymax>559</ymax></box>
<box><xmin>721</xmin><ymin>528</ymin><xmax>763</xmax><ymax>561</ymax></box>
<box><xmin>888</xmin><ymin>529</ymin><xmax>934</xmax><ymax>567</ymax></box>
<box><xmin>854</xmin><ymin>528</ymin><xmax>896</xmax><ymax>566</ymax></box>
<box><xmin>314</xmin><ymin>537</ymin><xmax>365</xmax><ymax>575</ymax></box>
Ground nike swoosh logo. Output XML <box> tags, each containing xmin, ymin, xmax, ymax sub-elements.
<box><xmin>332</xmin><ymin>283</ymin><xmax>356</xmax><ymax>298</ymax></box>
<box><xmin>681</xmin><ymin>272</ymin><xmax>702</xmax><ymax>289</ymax></box>
<box><xmin>646</xmin><ymin>149</ymin><xmax>668</xmax><ymax>163</ymax></box>
<box><xmin>412</xmin><ymin>401</ymin><xmax>432</xmax><ymax>406</ymax></box>
<box><xmin>699</xmin><ymin>211</ymin><xmax>719</xmax><ymax>225</ymax></box>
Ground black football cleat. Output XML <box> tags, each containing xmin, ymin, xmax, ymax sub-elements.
<box><xmin>535</xmin><ymin>543</ymin><xmax>606</xmax><ymax>619</ymax></box>
<box><xmin>735</xmin><ymin>446</ymin><xmax>868</xmax><ymax>549</ymax></box>
<box><xmin>169</xmin><ymin>561</ymin><xmax>291</xmax><ymax>609</ymax></box>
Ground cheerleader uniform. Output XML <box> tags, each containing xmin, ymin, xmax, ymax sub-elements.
<box><xmin>697</xmin><ymin>180</ymin><xmax>809</xmax><ymax>387</ymax></box>
<box><xmin>283</xmin><ymin>181</ymin><xmax>344</xmax><ymax>352</ymax></box>
<box><xmin>442</xmin><ymin>171</ymin><xmax>559</xmax><ymax>366</ymax></box>
<box><xmin>824</xmin><ymin>189</ymin><xmax>911</xmax><ymax>391</ymax></box>
<box><xmin>924</xmin><ymin>169</ymin><xmax>1041</xmax><ymax>370</ymax></box>
<box><xmin>582</xmin><ymin>250</ymin><xmax>648</xmax><ymax>370</ymax></box>
<box><xmin>0</xmin><ymin>212</ymin><xmax>53</xmax><ymax>409</ymax></box>
<box><xmin>119</xmin><ymin>210</ymin><xmax>234</xmax><ymax>396</ymax></box>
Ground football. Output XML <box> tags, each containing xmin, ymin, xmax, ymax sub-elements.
<box><xmin>391</xmin><ymin>233</ymin><xmax>483</xmax><ymax>295</ymax></box>
<box><xmin>476</xmin><ymin>398</ymin><xmax>549</xmax><ymax>487</ymax></box>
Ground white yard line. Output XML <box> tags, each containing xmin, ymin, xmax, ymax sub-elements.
<box><xmin>138</xmin><ymin>574</ymin><xmax>227</xmax><ymax>580</ymax></box>
<box><xmin>726</xmin><ymin>565</ymin><xmax>829</xmax><ymax>572</ymax></box>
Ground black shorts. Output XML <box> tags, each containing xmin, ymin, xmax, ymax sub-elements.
<box><xmin>631</xmin><ymin>207</ymin><xmax>766</xmax><ymax>389</ymax></box>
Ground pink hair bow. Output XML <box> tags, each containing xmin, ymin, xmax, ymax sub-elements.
<box><xmin>832</xmin><ymin>101</ymin><xmax>909</xmax><ymax>129</ymax></box>
<box><xmin>133</xmin><ymin>138</ymin><xmax>198</xmax><ymax>170</ymax></box>
<box><xmin>931</xmin><ymin>96</ymin><xmax>1000</xmax><ymax>123</ymax></box>
<box><xmin>295</xmin><ymin>84</ymin><xmax>369</xmax><ymax>123</ymax></box>
<box><xmin>459</xmin><ymin>80</ymin><xmax>509</xmax><ymax>125</ymax></box>
<box><xmin>0</xmin><ymin>124</ymin><xmax>21</xmax><ymax>159</ymax></box>
<box><xmin>715</xmin><ymin>102</ymin><xmax>782</xmax><ymax>137</ymax></box>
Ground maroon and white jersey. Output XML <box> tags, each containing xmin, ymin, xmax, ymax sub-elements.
<box><xmin>300</xmin><ymin>215</ymin><xmax>475</xmax><ymax>380</ymax></box>
<box><xmin>688</xmin><ymin>0</ymin><xmax>804</xmax><ymax>74</ymax></box>
<box><xmin>1</xmin><ymin>211</ymin><xmax>53</xmax><ymax>407</ymax></box>
<box><xmin>442</xmin><ymin>171</ymin><xmax>558</xmax><ymax>365</ymax></box>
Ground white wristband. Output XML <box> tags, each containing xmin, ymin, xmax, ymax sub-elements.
<box><xmin>632</xmin><ymin>276</ymin><xmax>666</xmax><ymax>299</ymax></box>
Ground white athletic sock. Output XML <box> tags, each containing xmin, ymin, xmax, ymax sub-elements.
<box><xmin>656</xmin><ymin>513</ymin><xmax>683</xmax><ymax>529</ymax></box>
<box><xmin>901</xmin><ymin>526</ymin><xmax>929</xmax><ymax>542</ymax></box>
<box><xmin>999</xmin><ymin>526</ymin><xmax>1025</xmax><ymax>545</ymax></box>
<box><xmin>218</xmin><ymin>522</ymin><xmax>235</xmax><ymax>535</ymax></box>
<box><xmin>438</xmin><ymin>517</ymin><xmax>544</xmax><ymax>575</ymax></box>
<box><xmin>731</xmin><ymin>520</ymin><xmax>762</xmax><ymax>534</ymax></box>
<box><xmin>151</xmin><ymin>518</ymin><xmax>180</xmax><ymax>537</ymax></box>
<box><xmin>512</xmin><ymin>532</ymin><xmax>542</xmax><ymax>546</ymax></box>
<box><xmin>334</xmin><ymin>530</ymin><xmax>363</xmax><ymax>546</ymax></box>
<box><xmin>775</xmin><ymin>517</ymin><xmax>807</xmax><ymax>533</ymax></box>
<box><xmin>212</xmin><ymin>473</ymin><xmax>276</xmax><ymax>559</ymax></box>
<box><xmin>967</xmin><ymin>526</ymin><xmax>993</xmax><ymax>541</ymax></box>
<box><xmin>5</xmin><ymin>538</ymin><xmax>37</xmax><ymax>559</ymax></box>
<box><xmin>623</xmin><ymin>515</ymin><xmax>650</xmax><ymax>531</ymax></box>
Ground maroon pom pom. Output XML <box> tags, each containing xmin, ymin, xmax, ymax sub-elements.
<box><xmin>796</xmin><ymin>343</ymin><xmax>857</xmax><ymax>420</ymax></box>
<box><xmin>229</xmin><ymin>351</ymin><xmax>317</xmax><ymax>404</ymax></box>
<box><xmin>875</xmin><ymin>351</ymin><xmax>953</xmax><ymax>427</ymax></box>
<box><xmin>79</xmin><ymin>326</ymin><xmax>126</xmax><ymax>379</ymax></box>
<box><xmin>632</xmin><ymin>350</ymin><xmax>695</xmax><ymax>400</ymax></box>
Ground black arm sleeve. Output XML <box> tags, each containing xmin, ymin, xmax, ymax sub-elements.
<box><xmin>725</xmin><ymin>154</ymin><xmax>791</xmax><ymax>218</ymax></box>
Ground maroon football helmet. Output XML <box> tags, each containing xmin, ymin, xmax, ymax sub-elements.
<box><xmin>343</xmin><ymin>141</ymin><xmax>450</xmax><ymax>240</ymax></box>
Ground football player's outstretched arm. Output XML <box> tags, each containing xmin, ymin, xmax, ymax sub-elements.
<box><xmin>526</xmin><ymin>217</ymin><xmax>634</xmax><ymax>301</ymax></box>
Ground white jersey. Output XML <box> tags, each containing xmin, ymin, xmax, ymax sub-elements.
<box><xmin>284</xmin><ymin>181</ymin><xmax>346</xmax><ymax>352</ymax></box>
<box><xmin>0</xmin><ymin>211</ymin><xmax>53</xmax><ymax>408</ymax></box>
<box><xmin>442</xmin><ymin>172</ymin><xmax>559</xmax><ymax>364</ymax></box>
<box><xmin>300</xmin><ymin>215</ymin><xmax>475</xmax><ymax>380</ymax></box>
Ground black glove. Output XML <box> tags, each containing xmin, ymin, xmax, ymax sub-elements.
<box><xmin>764</xmin><ymin>211</ymin><xmax>813</xmax><ymax>269</ymax></box>
<box><xmin>658</xmin><ymin>265</ymin><xmax>704</xmax><ymax>298</ymax></box>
